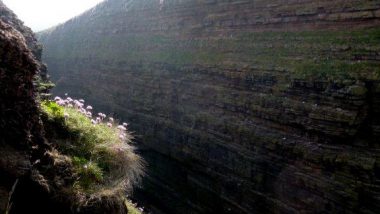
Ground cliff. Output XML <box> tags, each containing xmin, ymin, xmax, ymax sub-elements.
<box><xmin>0</xmin><ymin>7</ymin><xmax>60</xmax><ymax>213</ymax></box>
<box><xmin>39</xmin><ymin>0</ymin><xmax>380</xmax><ymax>213</ymax></box>
<box><xmin>0</xmin><ymin>2</ymin><xmax>142</xmax><ymax>213</ymax></box>
<box><xmin>0</xmin><ymin>1</ymin><xmax>52</xmax><ymax>96</ymax></box>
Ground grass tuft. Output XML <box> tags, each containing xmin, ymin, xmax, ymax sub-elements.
<box><xmin>40</xmin><ymin>97</ymin><xmax>144</xmax><ymax>206</ymax></box>
<box><xmin>125</xmin><ymin>200</ymin><xmax>143</xmax><ymax>214</ymax></box>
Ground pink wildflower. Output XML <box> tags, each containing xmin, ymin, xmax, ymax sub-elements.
<box><xmin>107</xmin><ymin>122</ymin><xmax>112</xmax><ymax>127</ymax></box>
<box><xmin>98</xmin><ymin>113</ymin><xmax>106</xmax><ymax>119</ymax></box>
<box><xmin>117</xmin><ymin>125</ymin><xmax>126</xmax><ymax>131</ymax></box>
<box><xmin>57</xmin><ymin>100</ymin><xmax>65</xmax><ymax>106</ymax></box>
<box><xmin>86</xmin><ymin>105</ymin><xmax>93</xmax><ymax>110</ymax></box>
<box><xmin>96</xmin><ymin>117</ymin><xmax>101</xmax><ymax>123</ymax></box>
<box><xmin>73</xmin><ymin>100</ymin><xmax>82</xmax><ymax>108</ymax></box>
<box><xmin>86</xmin><ymin>112</ymin><xmax>92</xmax><ymax>118</ymax></box>
<box><xmin>79</xmin><ymin>108</ymin><xmax>87</xmax><ymax>115</ymax></box>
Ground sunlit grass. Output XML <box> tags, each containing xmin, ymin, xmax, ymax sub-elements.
<box><xmin>40</xmin><ymin>98</ymin><xmax>144</xmax><ymax>202</ymax></box>
<box><xmin>125</xmin><ymin>200</ymin><xmax>143</xmax><ymax>214</ymax></box>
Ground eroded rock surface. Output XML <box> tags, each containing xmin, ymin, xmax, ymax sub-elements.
<box><xmin>0</xmin><ymin>1</ymin><xmax>51</xmax><ymax>94</ymax></box>
<box><xmin>39</xmin><ymin>0</ymin><xmax>380</xmax><ymax>213</ymax></box>
<box><xmin>0</xmin><ymin>14</ymin><xmax>48</xmax><ymax>213</ymax></box>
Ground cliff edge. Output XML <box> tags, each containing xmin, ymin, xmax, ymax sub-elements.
<box><xmin>0</xmin><ymin>2</ymin><xmax>142</xmax><ymax>213</ymax></box>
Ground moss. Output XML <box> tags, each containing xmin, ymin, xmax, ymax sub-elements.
<box><xmin>41</xmin><ymin>100</ymin><xmax>64</xmax><ymax>118</ymax></box>
<box><xmin>36</xmin><ymin>81</ymin><xmax>56</xmax><ymax>92</ymax></box>
<box><xmin>347</xmin><ymin>85</ymin><xmax>368</xmax><ymax>96</ymax></box>
<box><xmin>34</xmin><ymin>75</ymin><xmax>55</xmax><ymax>98</ymax></box>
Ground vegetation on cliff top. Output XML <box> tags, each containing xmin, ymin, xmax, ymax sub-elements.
<box><xmin>40</xmin><ymin>96</ymin><xmax>144</xmax><ymax>206</ymax></box>
<box><xmin>41</xmin><ymin>26</ymin><xmax>380</xmax><ymax>82</ymax></box>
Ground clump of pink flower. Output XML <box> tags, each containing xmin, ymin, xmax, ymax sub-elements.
<box><xmin>53</xmin><ymin>94</ymin><xmax>130</xmax><ymax>141</ymax></box>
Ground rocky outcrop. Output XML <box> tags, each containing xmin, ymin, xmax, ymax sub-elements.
<box><xmin>0</xmin><ymin>2</ymin><xmax>131</xmax><ymax>213</ymax></box>
<box><xmin>0</xmin><ymin>13</ymin><xmax>49</xmax><ymax>213</ymax></box>
<box><xmin>0</xmin><ymin>1</ymin><xmax>51</xmax><ymax>95</ymax></box>
<box><xmin>39</xmin><ymin>0</ymin><xmax>380</xmax><ymax>213</ymax></box>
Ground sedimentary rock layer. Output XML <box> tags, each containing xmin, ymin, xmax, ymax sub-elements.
<box><xmin>40</xmin><ymin>0</ymin><xmax>380</xmax><ymax>213</ymax></box>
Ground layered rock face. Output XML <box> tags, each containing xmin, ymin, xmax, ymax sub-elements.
<box><xmin>39</xmin><ymin>0</ymin><xmax>380</xmax><ymax>213</ymax></box>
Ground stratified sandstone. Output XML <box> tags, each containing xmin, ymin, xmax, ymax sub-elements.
<box><xmin>39</xmin><ymin>0</ymin><xmax>380</xmax><ymax>213</ymax></box>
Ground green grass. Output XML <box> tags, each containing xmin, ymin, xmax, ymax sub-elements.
<box><xmin>124</xmin><ymin>200</ymin><xmax>143</xmax><ymax>214</ymax></box>
<box><xmin>45</xmin><ymin>27</ymin><xmax>380</xmax><ymax>83</ymax></box>
<box><xmin>40</xmin><ymin>101</ymin><xmax>144</xmax><ymax>197</ymax></box>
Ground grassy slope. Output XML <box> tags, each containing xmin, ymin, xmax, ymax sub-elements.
<box><xmin>41</xmin><ymin>100</ymin><xmax>143</xmax><ymax>199</ymax></box>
